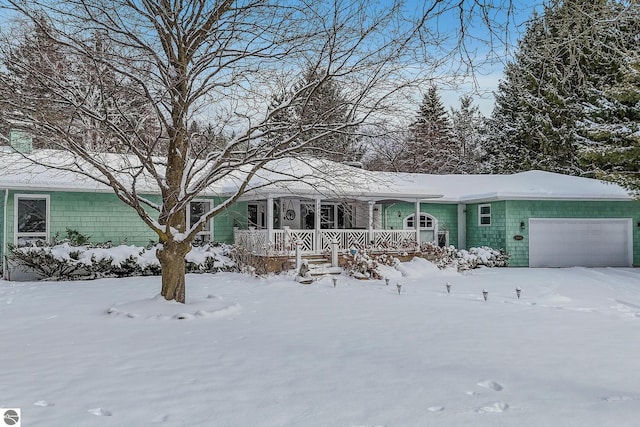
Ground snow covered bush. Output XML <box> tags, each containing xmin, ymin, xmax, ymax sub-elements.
<box><xmin>345</xmin><ymin>250</ymin><xmax>400</xmax><ymax>279</ymax></box>
<box><xmin>7</xmin><ymin>240</ymin><xmax>234</xmax><ymax>281</ymax></box>
<box><xmin>419</xmin><ymin>242</ymin><xmax>508</xmax><ymax>271</ymax></box>
<box><xmin>455</xmin><ymin>246</ymin><xmax>509</xmax><ymax>270</ymax></box>
<box><xmin>419</xmin><ymin>242</ymin><xmax>459</xmax><ymax>269</ymax></box>
<box><xmin>228</xmin><ymin>246</ymin><xmax>263</xmax><ymax>275</ymax></box>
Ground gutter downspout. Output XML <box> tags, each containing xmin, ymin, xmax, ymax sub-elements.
<box><xmin>2</xmin><ymin>188</ymin><xmax>8</xmax><ymax>280</ymax></box>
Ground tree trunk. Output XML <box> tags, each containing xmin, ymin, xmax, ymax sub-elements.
<box><xmin>157</xmin><ymin>240</ymin><xmax>191</xmax><ymax>304</ymax></box>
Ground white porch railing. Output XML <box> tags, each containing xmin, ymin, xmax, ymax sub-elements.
<box><xmin>273</xmin><ymin>229</ymin><xmax>316</xmax><ymax>254</ymax></box>
<box><xmin>234</xmin><ymin>228</ymin><xmax>418</xmax><ymax>255</ymax></box>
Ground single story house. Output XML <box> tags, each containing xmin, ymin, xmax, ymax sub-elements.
<box><xmin>1</xmin><ymin>145</ymin><xmax>638</xmax><ymax>278</ymax></box>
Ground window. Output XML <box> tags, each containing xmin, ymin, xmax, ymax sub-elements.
<box><xmin>320</xmin><ymin>204</ymin><xmax>335</xmax><ymax>229</ymax></box>
<box><xmin>188</xmin><ymin>200</ymin><xmax>213</xmax><ymax>242</ymax></box>
<box><xmin>15</xmin><ymin>194</ymin><xmax>49</xmax><ymax>245</ymax></box>
<box><xmin>248</xmin><ymin>202</ymin><xmax>266</xmax><ymax>229</ymax></box>
<box><xmin>404</xmin><ymin>213</ymin><xmax>434</xmax><ymax>229</ymax></box>
<box><xmin>479</xmin><ymin>204</ymin><xmax>491</xmax><ymax>226</ymax></box>
<box><xmin>336</xmin><ymin>204</ymin><xmax>352</xmax><ymax>229</ymax></box>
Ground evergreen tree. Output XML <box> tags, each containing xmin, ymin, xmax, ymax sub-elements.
<box><xmin>1</xmin><ymin>21</ymin><xmax>158</xmax><ymax>153</ymax></box>
<box><xmin>401</xmin><ymin>86</ymin><xmax>458</xmax><ymax>173</ymax></box>
<box><xmin>484</xmin><ymin>0</ymin><xmax>640</xmax><ymax>181</ymax></box>
<box><xmin>451</xmin><ymin>95</ymin><xmax>485</xmax><ymax>173</ymax></box>
<box><xmin>484</xmin><ymin>8</ymin><xmax>580</xmax><ymax>174</ymax></box>
<box><xmin>1</xmin><ymin>17</ymin><xmax>71</xmax><ymax>148</ymax></box>
<box><xmin>578</xmin><ymin>2</ymin><xmax>640</xmax><ymax>192</ymax></box>
<box><xmin>264</xmin><ymin>69</ymin><xmax>364</xmax><ymax>163</ymax></box>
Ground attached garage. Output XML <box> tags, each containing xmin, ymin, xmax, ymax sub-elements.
<box><xmin>529</xmin><ymin>218</ymin><xmax>633</xmax><ymax>267</ymax></box>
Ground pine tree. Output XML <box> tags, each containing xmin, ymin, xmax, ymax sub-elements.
<box><xmin>483</xmin><ymin>9</ymin><xmax>580</xmax><ymax>174</ymax></box>
<box><xmin>401</xmin><ymin>86</ymin><xmax>458</xmax><ymax>173</ymax></box>
<box><xmin>1</xmin><ymin>17</ymin><xmax>71</xmax><ymax>148</ymax></box>
<box><xmin>451</xmin><ymin>95</ymin><xmax>485</xmax><ymax>173</ymax></box>
<box><xmin>264</xmin><ymin>69</ymin><xmax>364</xmax><ymax>163</ymax></box>
<box><xmin>484</xmin><ymin>0</ymin><xmax>640</xmax><ymax>179</ymax></box>
<box><xmin>578</xmin><ymin>2</ymin><xmax>640</xmax><ymax>192</ymax></box>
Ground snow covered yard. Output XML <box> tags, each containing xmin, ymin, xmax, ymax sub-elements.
<box><xmin>2</xmin><ymin>260</ymin><xmax>640</xmax><ymax>427</ymax></box>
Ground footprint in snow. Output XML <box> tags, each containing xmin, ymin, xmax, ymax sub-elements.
<box><xmin>33</xmin><ymin>400</ymin><xmax>54</xmax><ymax>407</ymax></box>
<box><xmin>88</xmin><ymin>407</ymin><xmax>112</xmax><ymax>416</ymax></box>
<box><xmin>153</xmin><ymin>414</ymin><xmax>170</xmax><ymax>422</ymax></box>
<box><xmin>602</xmin><ymin>396</ymin><xmax>636</xmax><ymax>402</ymax></box>
<box><xmin>477</xmin><ymin>380</ymin><xmax>503</xmax><ymax>391</ymax></box>
<box><xmin>476</xmin><ymin>402</ymin><xmax>509</xmax><ymax>413</ymax></box>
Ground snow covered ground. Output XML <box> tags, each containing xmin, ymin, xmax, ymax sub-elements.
<box><xmin>2</xmin><ymin>259</ymin><xmax>640</xmax><ymax>426</ymax></box>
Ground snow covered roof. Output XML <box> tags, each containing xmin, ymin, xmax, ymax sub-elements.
<box><xmin>229</xmin><ymin>157</ymin><xmax>443</xmax><ymax>201</ymax></box>
<box><xmin>395</xmin><ymin>170</ymin><xmax>633</xmax><ymax>202</ymax></box>
<box><xmin>0</xmin><ymin>147</ymin><xmax>633</xmax><ymax>202</ymax></box>
<box><xmin>0</xmin><ymin>147</ymin><xmax>160</xmax><ymax>194</ymax></box>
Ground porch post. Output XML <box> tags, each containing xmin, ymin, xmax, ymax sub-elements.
<box><xmin>267</xmin><ymin>195</ymin><xmax>274</xmax><ymax>245</ymax></box>
<box><xmin>458</xmin><ymin>203</ymin><xmax>467</xmax><ymax>249</ymax></box>
<box><xmin>368</xmin><ymin>201</ymin><xmax>375</xmax><ymax>246</ymax></box>
<box><xmin>315</xmin><ymin>197</ymin><xmax>321</xmax><ymax>253</ymax></box>
<box><xmin>415</xmin><ymin>199</ymin><xmax>421</xmax><ymax>248</ymax></box>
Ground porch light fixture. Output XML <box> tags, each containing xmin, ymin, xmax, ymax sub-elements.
<box><xmin>520</xmin><ymin>221</ymin><xmax>525</xmax><ymax>230</ymax></box>
<box><xmin>398</xmin><ymin>211</ymin><xmax>402</xmax><ymax>217</ymax></box>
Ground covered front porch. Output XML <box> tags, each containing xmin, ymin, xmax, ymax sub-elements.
<box><xmin>233</xmin><ymin>196</ymin><xmax>440</xmax><ymax>255</ymax></box>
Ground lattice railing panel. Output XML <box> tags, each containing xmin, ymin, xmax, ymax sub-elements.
<box><xmin>289</xmin><ymin>230</ymin><xmax>315</xmax><ymax>253</ymax></box>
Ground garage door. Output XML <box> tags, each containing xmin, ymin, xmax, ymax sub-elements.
<box><xmin>529</xmin><ymin>218</ymin><xmax>632</xmax><ymax>267</ymax></box>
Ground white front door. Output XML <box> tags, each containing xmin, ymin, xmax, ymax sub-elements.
<box><xmin>529</xmin><ymin>218</ymin><xmax>632</xmax><ymax>267</ymax></box>
<box><xmin>404</xmin><ymin>212</ymin><xmax>436</xmax><ymax>243</ymax></box>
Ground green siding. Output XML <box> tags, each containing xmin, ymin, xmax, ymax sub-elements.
<box><xmin>466</xmin><ymin>201</ymin><xmax>507</xmax><ymax>251</ymax></box>
<box><xmin>5</xmin><ymin>188</ymin><xmax>638</xmax><ymax>269</ymax></box>
<box><xmin>214</xmin><ymin>200</ymin><xmax>247</xmax><ymax>244</ymax></box>
<box><xmin>5</xmin><ymin>190</ymin><xmax>160</xmax><ymax>248</ymax></box>
<box><xmin>2</xmin><ymin>191</ymin><xmax>245</xmax><ymax>251</ymax></box>
<box><xmin>504</xmin><ymin>200</ymin><xmax>640</xmax><ymax>267</ymax></box>
<box><xmin>381</xmin><ymin>202</ymin><xmax>459</xmax><ymax>246</ymax></box>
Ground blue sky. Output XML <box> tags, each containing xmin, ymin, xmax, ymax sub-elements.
<box><xmin>0</xmin><ymin>0</ymin><xmax>544</xmax><ymax>116</ymax></box>
<box><xmin>432</xmin><ymin>0</ymin><xmax>545</xmax><ymax>115</ymax></box>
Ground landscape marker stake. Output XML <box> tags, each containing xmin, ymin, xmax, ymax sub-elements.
<box><xmin>385</xmin><ymin>277</ymin><xmax>389</xmax><ymax>286</ymax></box>
<box><xmin>332</xmin><ymin>277</ymin><xmax>337</xmax><ymax>287</ymax></box>
<box><xmin>446</xmin><ymin>282</ymin><xmax>451</xmax><ymax>294</ymax></box>
<box><xmin>397</xmin><ymin>283</ymin><xmax>402</xmax><ymax>295</ymax></box>
<box><xmin>516</xmin><ymin>287</ymin><xmax>522</xmax><ymax>299</ymax></box>
<box><xmin>482</xmin><ymin>289</ymin><xmax>488</xmax><ymax>301</ymax></box>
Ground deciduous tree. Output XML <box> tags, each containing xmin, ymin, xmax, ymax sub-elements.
<box><xmin>0</xmin><ymin>0</ymin><xmax>515</xmax><ymax>302</ymax></box>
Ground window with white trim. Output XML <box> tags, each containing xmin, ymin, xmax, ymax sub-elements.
<box><xmin>15</xmin><ymin>194</ymin><xmax>49</xmax><ymax>245</ymax></box>
<box><xmin>479</xmin><ymin>204</ymin><xmax>491</xmax><ymax>226</ymax></box>
<box><xmin>188</xmin><ymin>200</ymin><xmax>213</xmax><ymax>242</ymax></box>
<box><xmin>404</xmin><ymin>213</ymin><xmax>434</xmax><ymax>229</ymax></box>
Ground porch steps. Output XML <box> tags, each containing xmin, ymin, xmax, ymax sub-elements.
<box><xmin>296</xmin><ymin>255</ymin><xmax>343</xmax><ymax>283</ymax></box>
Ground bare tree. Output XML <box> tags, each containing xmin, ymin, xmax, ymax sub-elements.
<box><xmin>362</xmin><ymin>126</ymin><xmax>410</xmax><ymax>172</ymax></box>
<box><xmin>0</xmin><ymin>0</ymin><xmax>513</xmax><ymax>303</ymax></box>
